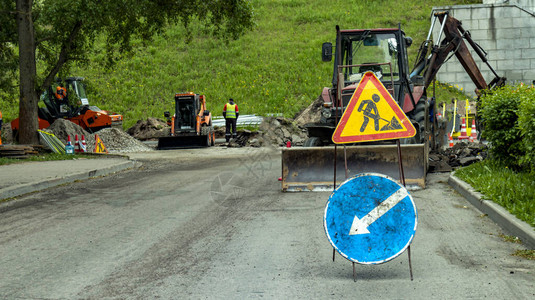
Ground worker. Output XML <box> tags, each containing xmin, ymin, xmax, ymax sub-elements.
<box><xmin>55</xmin><ymin>83</ymin><xmax>67</xmax><ymax>101</ymax></box>
<box><xmin>223</xmin><ymin>98</ymin><xmax>239</xmax><ymax>142</ymax></box>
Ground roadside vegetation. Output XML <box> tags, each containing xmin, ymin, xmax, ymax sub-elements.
<box><xmin>0</xmin><ymin>0</ymin><xmax>480</xmax><ymax>129</ymax></box>
<box><xmin>455</xmin><ymin>84</ymin><xmax>535</xmax><ymax>228</ymax></box>
<box><xmin>0</xmin><ymin>153</ymin><xmax>92</xmax><ymax>166</ymax></box>
<box><xmin>455</xmin><ymin>160</ymin><xmax>535</xmax><ymax>227</ymax></box>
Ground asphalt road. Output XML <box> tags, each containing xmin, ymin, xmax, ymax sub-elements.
<box><xmin>0</xmin><ymin>147</ymin><xmax>533</xmax><ymax>299</ymax></box>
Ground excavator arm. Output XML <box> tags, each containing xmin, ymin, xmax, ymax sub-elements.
<box><xmin>412</xmin><ymin>11</ymin><xmax>506</xmax><ymax>95</ymax></box>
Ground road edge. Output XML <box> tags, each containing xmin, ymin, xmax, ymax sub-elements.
<box><xmin>448</xmin><ymin>172</ymin><xmax>535</xmax><ymax>249</ymax></box>
<box><xmin>0</xmin><ymin>160</ymin><xmax>140</xmax><ymax>213</ymax></box>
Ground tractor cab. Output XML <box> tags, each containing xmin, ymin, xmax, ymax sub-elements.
<box><xmin>322</xmin><ymin>28</ymin><xmax>413</xmax><ymax>111</ymax></box>
<box><xmin>311</xmin><ymin>27</ymin><xmax>415</xmax><ymax>144</ymax></box>
<box><xmin>40</xmin><ymin>77</ymin><xmax>89</xmax><ymax>120</ymax></box>
<box><xmin>173</xmin><ymin>93</ymin><xmax>201</xmax><ymax>132</ymax></box>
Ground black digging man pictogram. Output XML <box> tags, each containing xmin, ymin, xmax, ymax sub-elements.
<box><xmin>357</xmin><ymin>93</ymin><xmax>382</xmax><ymax>133</ymax></box>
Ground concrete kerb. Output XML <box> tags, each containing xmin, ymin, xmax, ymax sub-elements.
<box><xmin>448</xmin><ymin>172</ymin><xmax>535</xmax><ymax>249</ymax></box>
<box><xmin>0</xmin><ymin>159</ymin><xmax>139</xmax><ymax>213</ymax></box>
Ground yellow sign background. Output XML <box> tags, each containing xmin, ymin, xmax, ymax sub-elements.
<box><xmin>340</xmin><ymin>80</ymin><xmax>409</xmax><ymax>137</ymax></box>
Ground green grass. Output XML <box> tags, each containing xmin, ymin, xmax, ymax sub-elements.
<box><xmin>512</xmin><ymin>249</ymin><xmax>535</xmax><ymax>260</ymax></box>
<box><xmin>455</xmin><ymin>160</ymin><xmax>535</xmax><ymax>228</ymax></box>
<box><xmin>0</xmin><ymin>153</ymin><xmax>93</xmax><ymax>166</ymax></box>
<box><xmin>433</xmin><ymin>81</ymin><xmax>475</xmax><ymax>105</ymax></box>
<box><xmin>0</xmin><ymin>0</ymin><xmax>480</xmax><ymax>129</ymax></box>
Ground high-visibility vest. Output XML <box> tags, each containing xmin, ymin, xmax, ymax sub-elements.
<box><xmin>225</xmin><ymin>103</ymin><xmax>237</xmax><ymax>119</ymax></box>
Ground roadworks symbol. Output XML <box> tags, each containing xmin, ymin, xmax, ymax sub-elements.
<box><xmin>94</xmin><ymin>134</ymin><xmax>108</xmax><ymax>154</ymax></box>
<box><xmin>332</xmin><ymin>71</ymin><xmax>416</xmax><ymax>144</ymax></box>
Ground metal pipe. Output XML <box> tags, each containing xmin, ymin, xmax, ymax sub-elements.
<box><xmin>436</xmin><ymin>12</ymin><xmax>448</xmax><ymax>46</ymax></box>
<box><xmin>396</xmin><ymin>139</ymin><xmax>406</xmax><ymax>187</ymax></box>
<box><xmin>426</xmin><ymin>15</ymin><xmax>438</xmax><ymax>41</ymax></box>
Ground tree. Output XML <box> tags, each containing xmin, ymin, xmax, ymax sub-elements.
<box><xmin>1</xmin><ymin>0</ymin><xmax>254</xmax><ymax>144</ymax></box>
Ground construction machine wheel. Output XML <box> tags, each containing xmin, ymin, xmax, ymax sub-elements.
<box><xmin>303</xmin><ymin>137</ymin><xmax>323</xmax><ymax>147</ymax></box>
<box><xmin>411</xmin><ymin>98</ymin><xmax>427</xmax><ymax>144</ymax></box>
<box><xmin>211</xmin><ymin>128</ymin><xmax>215</xmax><ymax>146</ymax></box>
<box><xmin>201</xmin><ymin>125</ymin><xmax>212</xmax><ymax>147</ymax></box>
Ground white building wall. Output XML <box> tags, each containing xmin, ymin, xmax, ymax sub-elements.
<box><xmin>431</xmin><ymin>3</ymin><xmax>535</xmax><ymax>96</ymax></box>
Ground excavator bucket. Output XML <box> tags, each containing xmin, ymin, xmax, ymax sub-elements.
<box><xmin>281</xmin><ymin>144</ymin><xmax>427</xmax><ymax>192</ymax></box>
<box><xmin>157</xmin><ymin>134</ymin><xmax>210</xmax><ymax>149</ymax></box>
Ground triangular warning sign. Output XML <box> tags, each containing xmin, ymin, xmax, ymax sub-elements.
<box><xmin>332</xmin><ymin>72</ymin><xmax>416</xmax><ymax>144</ymax></box>
<box><xmin>94</xmin><ymin>134</ymin><xmax>108</xmax><ymax>154</ymax></box>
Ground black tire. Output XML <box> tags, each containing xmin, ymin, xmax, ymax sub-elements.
<box><xmin>201</xmin><ymin>126</ymin><xmax>211</xmax><ymax>147</ymax></box>
<box><xmin>303</xmin><ymin>137</ymin><xmax>322</xmax><ymax>147</ymax></box>
<box><xmin>210</xmin><ymin>126</ymin><xmax>215</xmax><ymax>146</ymax></box>
<box><xmin>409</xmin><ymin>98</ymin><xmax>427</xmax><ymax>144</ymax></box>
<box><xmin>414</xmin><ymin>110</ymin><xmax>425</xmax><ymax>123</ymax></box>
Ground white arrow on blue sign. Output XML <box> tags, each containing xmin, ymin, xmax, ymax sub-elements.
<box><xmin>324</xmin><ymin>173</ymin><xmax>418</xmax><ymax>264</ymax></box>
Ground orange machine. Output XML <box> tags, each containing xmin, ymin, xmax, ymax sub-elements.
<box><xmin>157</xmin><ymin>92</ymin><xmax>215</xmax><ymax>149</ymax></box>
<box><xmin>11</xmin><ymin>77</ymin><xmax>123</xmax><ymax>138</ymax></box>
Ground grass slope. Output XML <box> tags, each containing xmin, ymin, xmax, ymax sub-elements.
<box><xmin>0</xmin><ymin>1</ymin><xmax>479</xmax><ymax>128</ymax></box>
<box><xmin>58</xmin><ymin>0</ymin><xmax>478</xmax><ymax>129</ymax></box>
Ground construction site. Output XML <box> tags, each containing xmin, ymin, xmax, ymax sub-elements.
<box><xmin>1</xmin><ymin>2</ymin><xmax>535</xmax><ymax>298</ymax></box>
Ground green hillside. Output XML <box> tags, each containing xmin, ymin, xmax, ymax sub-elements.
<box><xmin>3</xmin><ymin>0</ymin><xmax>480</xmax><ymax>129</ymax></box>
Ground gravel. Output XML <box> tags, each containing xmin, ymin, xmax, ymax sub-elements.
<box><xmin>44</xmin><ymin>119</ymin><xmax>152</xmax><ymax>153</ymax></box>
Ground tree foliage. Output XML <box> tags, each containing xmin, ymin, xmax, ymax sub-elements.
<box><xmin>0</xmin><ymin>0</ymin><xmax>254</xmax><ymax>143</ymax></box>
<box><xmin>0</xmin><ymin>1</ymin><xmax>17</xmax><ymax>94</ymax></box>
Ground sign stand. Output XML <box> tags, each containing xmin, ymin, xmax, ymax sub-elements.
<box><xmin>327</xmin><ymin>71</ymin><xmax>417</xmax><ymax>282</ymax></box>
<box><xmin>333</xmin><ymin>141</ymin><xmax>414</xmax><ymax>282</ymax></box>
<box><xmin>326</xmin><ymin>171</ymin><xmax>417</xmax><ymax>282</ymax></box>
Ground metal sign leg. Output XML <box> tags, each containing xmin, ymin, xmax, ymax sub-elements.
<box><xmin>408</xmin><ymin>245</ymin><xmax>414</xmax><ymax>281</ymax></box>
<box><xmin>353</xmin><ymin>262</ymin><xmax>357</xmax><ymax>282</ymax></box>
<box><xmin>333</xmin><ymin>248</ymin><xmax>336</xmax><ymax>262</ymax></box>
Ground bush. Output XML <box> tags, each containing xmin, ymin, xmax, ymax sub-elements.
<box><xmin>480</xmin><ymin>84</ymin><xmax>535</xmax><ymax>171</ymax></box>
<box><xmin>480</xmin><ymin>85</ymin><xmax>524</xmax><ymax>168</ymax></box>
<box><xmin>517</xmin><ymin>87</ymin><xmax>535</xmax><ymax>171</ymax></box>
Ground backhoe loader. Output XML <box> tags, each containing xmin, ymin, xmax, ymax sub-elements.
<box><xmin>281</xmin><ymin>11</ymin><xmax>505</xmax><ymax>191</ymax></box>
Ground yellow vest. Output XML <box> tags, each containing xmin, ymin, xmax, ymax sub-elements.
<box><xmin>226</xmin><ymin>103</ymin><xmax>237</xmax><ymax>118</ymax></box>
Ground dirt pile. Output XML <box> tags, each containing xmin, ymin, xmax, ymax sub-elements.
<box><xmin>293</xmin><ymin>94</ymin><xmax>323</xmax><ymax>127</ymax></box>
<box><xmin>43</xmin><ymin>119</ymin><xmax>152</xmax><ymax>153</ymax></box>
<box><xmin>126</xmin><ymin>118</ymin><xmax>169</xmax><ymax>140</ymax></box>
<box><xmin>45</xmin><ymin>119</ymin><xmax>90</xmax><ymax>145</ymax></box>
<box><xmin>259</xmin><ymin>117</ymin><xmax>308</xmax><ymax>147</ymax></box>
<box><xmin>89</xmin><ymin>128</ymin><xmax>152</xmax><ymax>153</ymax></box>
<box><xmin>429</xmin><ymin>141</ymin><xmax>488</xmax><ymax>172</ymax></box>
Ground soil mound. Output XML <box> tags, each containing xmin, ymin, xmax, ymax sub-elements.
<box><xmin>44</xmin><ymin>119</ymin><xmax>152</xmax><ymax>153</ymax></box>
<box><xmin>126</xmin><ymin>118</ymin><xmax>170</xmax><ymax>140</ymax></box>
<box><xmin>429</xmin><ymin>141</ymin><xmax>488</xmax><ymax>172</ymax></box>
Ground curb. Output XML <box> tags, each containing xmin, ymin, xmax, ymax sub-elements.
<box><xmin>448</xmin><ymin>172</ymin><xmax>535</xmax><ymax>249</ymax></box>
<box><xmin>0</xmin><ymin>160</ymin><xmax>139</xmax><ymax>213</ymax></box>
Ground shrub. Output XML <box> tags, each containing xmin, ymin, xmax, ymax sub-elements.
<box><xmin>517</xmin><ymin>87</ymin><xmax>535</xmax><ymax>171</ymax></box>
<box><xmin>480</xmin><ymin>84</ymin><xmax>535</xmax><ymax>171</ymax></box>
<box><xmin>479</xmin><ymin>85</ymin><xmax>524</xmax><ymax>168</ymax></box>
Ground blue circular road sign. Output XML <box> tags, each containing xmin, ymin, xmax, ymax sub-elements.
<box><xmin>324</xmin><ymin>173</ymin><xmax>417</xmax><ymax>264</ymax></box>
